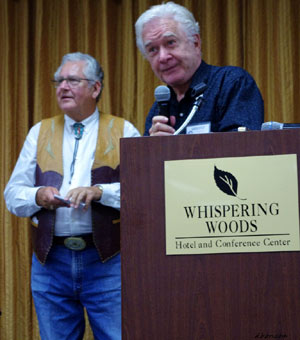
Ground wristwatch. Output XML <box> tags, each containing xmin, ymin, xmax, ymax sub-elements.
<box><xmin>95</xmin><ymin>184</ymin><xmax>103</xmax><ymax>200</ymax></box>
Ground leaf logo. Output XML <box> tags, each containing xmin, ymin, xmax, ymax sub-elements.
<box><xmin>214</xmin><ymin>166</ymin><xmax>246</xmax><ymax>200</ymax></box>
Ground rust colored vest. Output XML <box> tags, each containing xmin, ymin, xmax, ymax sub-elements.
<box><xmin>32</xmin><ymin>113</ymin><xmax>124</xmax><ymax>264</ymax></box>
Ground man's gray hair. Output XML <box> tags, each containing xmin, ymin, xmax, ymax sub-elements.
<box><xmin>54</xmin><ymin>52</ymin><xmax>104</xmax><ymax>102</ymax></box>
<box><xmin>135</xmin><ymin>1</ymin><xmax>200</xmax><ymax>57</ymax></box>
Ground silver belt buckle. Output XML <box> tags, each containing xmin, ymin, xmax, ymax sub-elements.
<box><xmin>64</xmin><ymin>237</ymin><xmax>86</xmax><ymax>251</ymax></box>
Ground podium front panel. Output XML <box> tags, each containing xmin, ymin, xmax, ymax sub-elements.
<box><xmin>120</xmin><ymin>130</ymin><xmax>300</xmax><ymax>340</ymax></box>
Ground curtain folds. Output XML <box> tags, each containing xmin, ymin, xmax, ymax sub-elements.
<box><xmin>1</xmin><ymin>0</ymin><xmax>299</xmax><ymax>339</ymax></box>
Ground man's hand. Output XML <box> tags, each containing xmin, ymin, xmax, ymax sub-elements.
<box><xmin>65</xmin><ymin>186</ymin><xmax>102</xmax><ymax>211</ymax></box>
<box><xmin>36</xmin><ymin>186</ymin><xmax>66</xmax><ymax>210</ymax></box>
<box><xmin>149</xmin><ymin>115</ymin><xmax>176</xmax><ymax>136</ymax></box>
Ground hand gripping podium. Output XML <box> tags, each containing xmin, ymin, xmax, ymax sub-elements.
<box><xmin>120</xmin><ymin>130</ymin><xmax>300</xmax><ymax>340</ymax></box>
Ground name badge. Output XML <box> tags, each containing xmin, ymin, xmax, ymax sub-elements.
<box><xmin>186</xmin><ymin>122</ymin><xmax>211</xmax><ymax>134</ymax></box>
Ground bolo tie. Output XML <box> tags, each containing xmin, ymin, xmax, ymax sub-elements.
<box><xmin>69</xmin><ymin>122</ymin><xmax>84</xmax><ymax>184</ymax></box>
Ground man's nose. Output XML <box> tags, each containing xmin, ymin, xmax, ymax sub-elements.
<box><xmin>158</xmin><ymin>47</ymin><xmax>171</xmax><ymax>62</ymax></box>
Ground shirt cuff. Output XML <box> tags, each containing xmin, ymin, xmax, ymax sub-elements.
<box><xmin>93</xmin><ymin>183</ymin><xmax>120</xmax><ymax>210</ymax></box>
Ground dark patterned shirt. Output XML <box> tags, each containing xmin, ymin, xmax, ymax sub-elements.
<box><xmin>144</xmin><ymin>60</ymin><xmax>264</xmax><ymax>135</ymax></box>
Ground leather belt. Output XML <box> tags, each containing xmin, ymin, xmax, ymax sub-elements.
<box><xmin>53</xmin><ymin>234</ymin><xmax>94</xmax><ymax>251</ymax></box>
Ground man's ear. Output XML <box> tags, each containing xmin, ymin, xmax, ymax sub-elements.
<box><xmin>193</xmin><ymin>34</ymin><xmax>201</xmax><ymax>49</ymax></box>
<box><xmin>92</xmin><ymin>81</ymin><xmax>101</xmax><ymax>99</ymax></box>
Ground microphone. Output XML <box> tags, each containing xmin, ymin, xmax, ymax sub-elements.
<box><xmin>191</xmin><ymin>82</ymin><xmax>208</xmax><ymax>98</ymax></box>
<box><xmin>173</xmin><ymin>82</ymin><xmax>207</xmax><ymax>135</ymax></box>
<box><xmin>261</xmin><ymin>121</ymin><xmax>300</xmax><ymax>130</ymax></box>
<box><xmin>154</xmin><ymin>85</ymin><xmax>171</xmax><ymax>118</ymax></box>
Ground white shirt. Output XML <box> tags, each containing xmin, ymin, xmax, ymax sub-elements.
<box><xmin>4</xmin><ymin>109</ymin><xmax>140</xmax><ymax>236</ymax></box>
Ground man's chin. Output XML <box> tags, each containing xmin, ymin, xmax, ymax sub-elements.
<box><xmin>161</xmin><ymin>77</ymin><xmax>182</xmax><ymax>88</ymax></box>
<box><xmin>160</xmin><ymin>72</ymin><xmax>183</xmax><ymax>87</ymax></box>
<box><xmin>58</xmin><ymin>103</ymin><xmax>75</xmax><ymax>112</ymax></box>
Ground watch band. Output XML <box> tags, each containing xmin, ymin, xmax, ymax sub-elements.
<box><xmin>95</xmin><ymin>184</ymin><xmax>103</xmax><ymax>200</ymax></box>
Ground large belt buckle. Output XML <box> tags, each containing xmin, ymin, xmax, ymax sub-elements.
<box><xmin>64</xmin><ymin>237</ymin><xmax>86</xmax><ymax>251</ymax></box>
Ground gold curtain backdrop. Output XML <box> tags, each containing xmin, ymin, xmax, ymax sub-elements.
<box><xmin>0</xmin><ymin>0</ymin><xmax>299</xmax><ymax>339</ymax></box>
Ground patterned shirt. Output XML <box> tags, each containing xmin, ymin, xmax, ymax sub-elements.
<box><xmin>144</xmin><ymin>60</ymin><xmax>264</xmax><ymax>135</ymax></box>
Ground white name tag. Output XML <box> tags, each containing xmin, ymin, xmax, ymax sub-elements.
<box><xmin>186</xmin><ymin>122</ymin><xmax>211</xmax><ymax>134</ymax></box>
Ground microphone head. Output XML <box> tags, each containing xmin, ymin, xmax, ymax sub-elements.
<box><xmin>261</xmin><ymin>121</ymin><xmax>284</xmax><ymax>130</ymax></box>
<box><xmin>154</xmin><ymin>85</ymin><xmax>171</xmax><ymax>102</ymax></box>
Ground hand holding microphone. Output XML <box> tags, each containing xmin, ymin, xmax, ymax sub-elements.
<box><xmin>150</xmin><ymin>85</ymin><xmax>175</xmax><ymax>136</ymax></box>
<box><xmin>149</xmin><ymin>115</ymin><xmax>176</xmax><ymax>136</ymax></box>
<box><xmin>150</xmin><ymin>83</ymin><xmax>207</xmax><ymax>136</ymax></box>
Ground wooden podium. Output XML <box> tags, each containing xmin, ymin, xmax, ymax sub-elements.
<box><xmin>120</xmin><ymin>130</ymin><xmax>300</xmax><ymax>340</ymax></box>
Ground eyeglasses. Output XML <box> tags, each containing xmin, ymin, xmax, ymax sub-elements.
<box><xmin>52</xmin><ymin>77</ymin><xmax>94</xmax><ymax>88</ymax></box>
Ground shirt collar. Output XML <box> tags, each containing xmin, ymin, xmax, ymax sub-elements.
<box><xmin>189</xmin><ymin>60</ymin><xmax>209</xmax><ymax>89</ymax></box>
<box><xmin>64</xmin><ymin>108</ymin><xmax>99</xmax><ymax>135</ymax></box>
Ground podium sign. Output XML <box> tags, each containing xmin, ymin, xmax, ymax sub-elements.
<box><xmin>165</xmin><ymin>154</ymin><xmax>300</xmax><ymax>255</ymax></box>
<box><xmin>121</xmin><ymin>130</ymin><xmax>300</xmax><ymax>340</ymax></box>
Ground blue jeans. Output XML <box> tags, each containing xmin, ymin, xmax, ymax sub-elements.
<box><xmin>31</xmin><ymin>246</ymin><xmax>121</xmax><ymax>340</ymax></box>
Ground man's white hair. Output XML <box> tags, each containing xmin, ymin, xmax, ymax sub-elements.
<box><xmin>54</xmin><ymin>52</ymin><xmax>104</xmax><ymax>102</ymax></box>
<box><xmin>135</xmin><ymin>1</ymin><xmax>200</xmax><ymax>56</ymax></box>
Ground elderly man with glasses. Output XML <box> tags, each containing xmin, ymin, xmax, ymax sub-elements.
<box><xmin>4</xmin><ymin>52</ymin><xmax>140</xmax><ymax>340</ymax></box>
